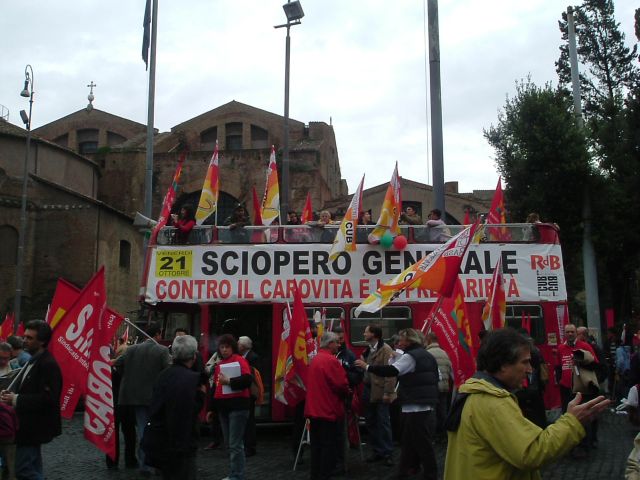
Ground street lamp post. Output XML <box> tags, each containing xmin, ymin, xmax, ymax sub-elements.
<box><xmin>15</xmin><ymin>64</ymin><xmax>34</xmax><ymax>331</ymax></box>
<box><xmin>275</xmin><ymin>0</ymin><xmax>304</xmax><ymax>219</ymax></box>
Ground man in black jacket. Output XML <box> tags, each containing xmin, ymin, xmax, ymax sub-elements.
<box><xmin>1</xmin><ymin>320</ymin><xmax>62</xmax><ymax>480</ymax></box>
<box><xmin>356</xmin><ymin>328</ymin><xmax>439</xmax><ymax>480</ymax></box>
<box><xmin>144</xmin><ymin>334</ymin><xmax>204</xmax><ymax>480</ymax></box>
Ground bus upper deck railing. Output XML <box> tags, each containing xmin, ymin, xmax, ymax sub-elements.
<box><xmin>154</xmin><ymin>223</ymin><xmax>560</xmax><ymax>246</ymax></box>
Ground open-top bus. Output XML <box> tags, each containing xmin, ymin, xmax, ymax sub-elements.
<box><xmin>142</xmin><ymin>222</ymin><xmax>568</xmax><ymax>420</ymax></box>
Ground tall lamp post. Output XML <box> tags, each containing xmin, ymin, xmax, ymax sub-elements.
<box><xmin>15</xmin><ymin>65</ymin><xmax>34</xmax><ymax>331</ymax></box>
<box><xmin>275</xmin><ymin>0</ymin><xmax>304</xmax><ymax>219</ymax></box>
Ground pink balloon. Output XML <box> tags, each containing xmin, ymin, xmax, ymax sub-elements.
<box><xmin>393</xmin><ymin>234</ymin><xmax>408</xmax><ymax>250</ymax></box>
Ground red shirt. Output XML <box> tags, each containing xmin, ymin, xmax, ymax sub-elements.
<box><xmin>557</xmin><ymin>340</ymin><xmax>597</xmax><ymax>388</ymax></box>
<box><xmin>304</xmin><ymin>349</ymin><xmax>349</xmax><ymax>421</ymax></box>
<box><xmin>214</xmin><ymin>354</ymin><xmax>251</xmax><ymax>400</ymax></box>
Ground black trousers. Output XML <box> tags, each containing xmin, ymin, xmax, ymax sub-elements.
<box><xmin>399</xmin><ymin>411</ymin><xmax>437</xmax><ymax>480</ymax></box>
<box><xmin>107</xmin><ymin>404</ymin><xmax>137</xmax><ymax>467</ymax></box>
<box><xmin>161</xmin><ymin>453</ymin><xmax>197</xmax><ymax>480</ymax></box>
<box><xmin>309</xmin><ymin>418</ymin><xmax>340</xmax><ymax>480</ymax></box>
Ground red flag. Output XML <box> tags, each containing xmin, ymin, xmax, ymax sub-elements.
<box><xmin>428</xmin><ymin>279</ymin><xmax>476</xmax><ymax>386</ymax></box>
<box><xmin>83</xmin><ymin>306</ymin><xmax>124</xmax><ymax>461</ymax></box>
<box><xmin>150</xmin><ymin>152</ymin><xmax>187</xmax><ymax>245</ymax></box>
<box><xmin>0</xmin><ymin>313</ymin><xmax>14</xmax><ymax>341</ymax></box>
<box><xmin>288</xmin><ymin>285</ymin><xmax>315</xmax><ymax>389</ymax></box>
<box><xmin>481</xmin><ymin>258</ymin><xmax>506</xmax><ymax>331</ymax></box>
<box><xmin>47</xmin><ymin>278</ymin><xmax>82</xmax><ymax>329</ymax></box>
<box><xmin>15</xmin><ymin>320</ymin><xmax>25</xmax><ymax>338</ymax></box>
<box><xmin>301</xmin><ymin>192</ymin><xmax>313</xmax><ymax>224</ymax></box>
<box><xmin>463</xmin><ymin>210</ymin><xmax>470</xmax><ymax>225</ymax></box>
<box><xmin>486</xmin><ymin>177</ymin><xmax>511</xmax><ymax>241</ymax></box>
<box><xmin>252</xmin><ymin>186</ymin><xmax>264</xmax><ymax>226</ymax></box>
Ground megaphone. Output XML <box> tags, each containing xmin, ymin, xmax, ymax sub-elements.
<box><xmin>133</xmin><ymin>212</ymin><xmax>158</xmax><ymax>229</ymax></box>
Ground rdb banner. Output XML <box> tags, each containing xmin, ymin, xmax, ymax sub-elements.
<box><xmin>145</xmin><ymin>243</ymin><xmax>567</xmax><ymax>304</ymax></box>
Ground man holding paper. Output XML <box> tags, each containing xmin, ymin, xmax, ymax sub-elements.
<box><xmin>208</xmin><ymin>334</ymin><xmax>253</xmax><ymax>480</ymax></box>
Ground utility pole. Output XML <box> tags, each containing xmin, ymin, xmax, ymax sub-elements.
<box><xmin>567</xmin><ymin>6</ymin><xmax>601</xmax><ymax>335</ymax></box>
<box><xmin>428</xmin><ymin>0</ymin><xmax>445</xmax><ymax>215</ymax></box>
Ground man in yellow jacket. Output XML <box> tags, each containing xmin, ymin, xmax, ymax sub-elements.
<box><xmin>444</xmin><ymin>328</ymin><xmax>610</xmax><ymax>480</ymax></box>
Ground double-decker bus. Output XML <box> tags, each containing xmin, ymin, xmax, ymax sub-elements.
<box><xmin>142</xmin><ymin>222</ymin><xmax>568</xmax><ymax>420</ymax></box>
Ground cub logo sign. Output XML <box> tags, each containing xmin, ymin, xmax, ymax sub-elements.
<box><xmin>155</xmin><ymin>249</ymin><xmax>193</xmax><ymax>277</ymax></box>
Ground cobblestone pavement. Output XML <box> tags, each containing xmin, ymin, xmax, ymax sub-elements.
<box><xmin>41</xmin><ymin>410</ymin><xmax>635</xmax><ymax>480</ymax></box>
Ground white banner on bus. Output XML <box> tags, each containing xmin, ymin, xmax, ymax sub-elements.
<box><xmin>145</xmin><ymin>243</ymin><xmax>566</xmax><ymax>304</ymax></box>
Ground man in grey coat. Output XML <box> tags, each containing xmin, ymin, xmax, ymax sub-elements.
<box><xmin>114</xmin><ymin>323</ymin><xmax>170</xmax><ymax>474</ymax></box>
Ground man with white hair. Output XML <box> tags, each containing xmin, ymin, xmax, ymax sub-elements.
<box><xmin>238</xmin><ymin>335</ymin><xmax>259</xmax><ymax>456</ymax></box>
<box><xmin>143</xmin><ymin>335</ymin><xmax>204</xmax><ymax>479</ymax></box>
<box><xmin>304</xmin><ymin>331</ymin><xmax>349</xmax><ymax>480</ymax></box>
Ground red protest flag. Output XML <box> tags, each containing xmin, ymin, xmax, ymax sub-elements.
<box><xmin>149</xmin><ymin>152</ymin><xmax>187</xmax><ymax>245</ymax></box>
<box><xmin>83</xmin><ymin>306</ymin><xmax>124</xmax><ymax>461</ymax></box>
<box><xmin>251</xmin><ymin>185</ymin><xmax>265</xmax><ymax>242</ymax></box>
<box><xmin>427</xmin><ymin>279</ymin><xmax>476</xmax><ymax>386</ymax></box>
<box><xmin>486</xmin><ymin>177</ymin><xmax>511</xmax><ymax>241</ymax></box>
<box><xmin>47</xmin><ymin>278</ymin><xmax>83</xmax><ymax>329</ymax></box>
<box><xmin>15</xmin><ymin>320</ymin><xmax>25</xmax><ymax>338</ymax></box>
<box><xmin>288</xmin><ymin>284</ymin><xmax>315</xmax><ymax>389</ymax></box>
<box><xmin>463</xmin><ymin>209</ymin><xmax>471</xmax><ymax>226</ymax></box>
<box><xmin>0</xmin><ymin>313</ymin><xmax>14</xmax><ymax>341</ymax></box>
<box><xmin>481</xmin><ymin>257</ymin><xmax>506</xmax><ymax>331</ymax></box>
<box><xmin>301</xmin><ymin>192</ymin><xmax>313</xmax><ymax>224</ymax></box>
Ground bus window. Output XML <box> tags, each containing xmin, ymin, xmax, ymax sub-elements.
<box><xmin>299</xmin><ymin>307</ymin><xmax>345</xmax><ymax>332</ymax></box>
<box><xmin>349</xmin><ymin>306</ymin><xmax>412</xmax><ymax>346</ymax></box>
<box><xmin>505</xmin><ymin>304</ymin><xmax>544</xmax><ymax>345</ymax></box>
<box><xmin>164</xmin><ymin>311</ymin><xmax>197</xmax><ymax>341</ymax></box>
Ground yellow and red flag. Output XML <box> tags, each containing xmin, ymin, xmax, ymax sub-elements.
<box><xmin>196</xmin><ymin>141</ymin><xmax>219</xmax><ymax>225</ymax></box>
<box><xmin>481</xmin><ymin>257</ymin><xmax>506</xmax><ymax>330</ymax></box>
<box><xmin>261</xmin><ymin>146</ymin><xmax>280</xmax><ymax>226</ymax></box>
<box><xmin>355</xmin><ymin>222</ymin><xmax>479</xmax><ymax>316</ymax></box>
<box><xmin>274</xmin><ymin>284</ymin><xmax>314</xmax><ymax>406</ymax></box>
<box><xmin>329</xmin><ymin>175</ymin><xmax>364</xmax><ymax>261</ymax></box>
<box><xmin>486</xmin><ymin>177</ymin><xmax>511</xmax><ymax>241</ymax></box>
<box><xmin>368</xmin><ymin>162</ymin><xmax>401</xmax><ymax>244</ymax></box>
<box><xmin>427</xmin><ymin>279</ymin><xmax>477</xmax><ymax>386</ymax></box>
<box><xmin>301</xmin><ymin>192</ymin><xmax>313</xmax><ymax>224</ymax></box>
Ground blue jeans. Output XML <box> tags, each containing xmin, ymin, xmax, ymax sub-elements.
<box><xmin>219</xmin><ymin>409</ymin><xmax>249</xmax><ymax>480</ymax></box>
<box><xmin>15</xmin><ymin>445</ymin><xmax>43</xmax><ymax>480</ymax></box>
<box><xmin>135</xmin><ymin>405</ymin><xmax>151</xmax><ymax>471</ymax></box>
<box><xmin>365</xmin><ymin>402</ymin><xmax>393</xmax><ymax>457</ymax></box>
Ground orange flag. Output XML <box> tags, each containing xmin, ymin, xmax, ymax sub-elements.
<box><xmin>195</xmin><ymin>141</ymin><xmax>220</xmax><ymax>225</ymax></box>
<box><xmin>368</xmin><ymin>162</ymin><xmax>401</xmax><ymax>243</ymax></box>
<box><xmin>261</xmin><ymin>146</ymin><xmax>280</xmax><ymax>226</ymax></box>
<box><xmin>486</xmin><ymin>177</ymin><xmax>510</xmax><ymax>241</ymax></box>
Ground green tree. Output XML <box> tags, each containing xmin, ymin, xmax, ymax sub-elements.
<box><xmin>484</xmin><ymin>80</ymin><xmax>592</xmax><ymax>301</ymax></box>
<box><xmin>556</xmin><ymin>1</ymin><xmax>640</xmax><ymax>319</ymax></box>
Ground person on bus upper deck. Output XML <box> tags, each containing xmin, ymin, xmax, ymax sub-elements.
<box><xmin>359</xmin><ymin>209</ymin><xmax>375</xmax><ymax>226</ymax></box>
<box><xmin>287</xmin><ymin>211</ymin><xmax>301</xmax><ymax>225</ymax></box>
<box><xmin>170</xmin><ymin>204</ymin><xmax>196</xmax><ymax>244</ymax></box>
<box><xmin>426</xmin><ymin>209</ymin><xmax>450</xmax><ymax>242</ymax></box>
<box><xmin>224</xmin><ymin>204</ymin><xmax>250</xmax><ymax>229</ymax></box>
<box><xmin>399</xmin><ymin>206</ymin><xmax>422</xmax><ymax>225</ymax></box>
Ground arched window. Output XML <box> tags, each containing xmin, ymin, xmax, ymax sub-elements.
<box><xmin>119</xmin><ymin>240</ymin><xmax>131</xmax><ymax>269</ymax></box>
<box><xmin>107</xmin><ymin>131</ymin><xmax>127</xmax><ymax>146</ymax></box>
<box><xmin>225</xmin><ymin>122</ymin><xmax>243</xmax><ymax>150</ymax></box>
<box><xmin>250</xmin><ymin>125</ymin><xmax>268</xmax><ymax>149</ymax></box>
<box><xmin>0</xmin><ymin>226</ymin><xmax>18</xmax><ymax>265</ymax></box>
<box><xmin>200</xmin><ymin>126</ymin><xmax>218</xmax><ymax>151</ymax></box>
<box><xmin>78</xmin><ymin>128</ymin><xmax>99</xmax><ymax>154</ymax></box>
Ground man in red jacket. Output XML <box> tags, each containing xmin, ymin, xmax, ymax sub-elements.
<box><xmin>304</xmin><ymin>331</ymin><xmax>349</xmax><ymax>480</ymax></box>
<box><xmin>557</xmin><ymin>323</ymin><xmax>597</xmax><ymax>412</ymax></box>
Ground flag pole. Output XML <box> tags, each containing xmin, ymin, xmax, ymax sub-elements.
<box><xmin>123</xmin><ymin>317</ymin><xmax>156</xmax><ymax>343</ymax></box>
<box><xmin>144</xmin><ymin>0</ymin><xmax>158</xmax><ymax>219</ymax></box>
<box><xmin>421</xmin><ymin>295</ymin><xmax>444</xmax><ymax>333</ymax></box>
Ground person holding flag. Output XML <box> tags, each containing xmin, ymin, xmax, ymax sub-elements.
<box><xmin>1</xmin><ymin>320</ymin><xmax>62</xmax><ymax>480</ymax></box>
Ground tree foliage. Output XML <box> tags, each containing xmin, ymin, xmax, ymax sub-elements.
<box><xmin>484</xmin><ymin>81</ymin><xmax>591</xmax><ymax>298</ymax></box>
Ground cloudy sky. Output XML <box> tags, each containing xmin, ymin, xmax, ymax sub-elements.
<box><xmin>1</xmin><ymin>1</ymin><xmax>637</xmax><ymax>194</ymax></box>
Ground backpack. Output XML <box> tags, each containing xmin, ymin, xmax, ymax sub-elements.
<box><xmin>250</xmin><ymin>367</ymin><xmax>265</xmax><ymax>405</ymax></box>
<box><xmin>0</xmin><ymin>402</ymin><xmax>18</xmax><ymax>440</ymax></box>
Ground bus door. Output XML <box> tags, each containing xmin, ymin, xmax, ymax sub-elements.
<box><xmin>207</xmin><ymin>304</ymin><xmax>273</xmax><ymax>420</ymax></box>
